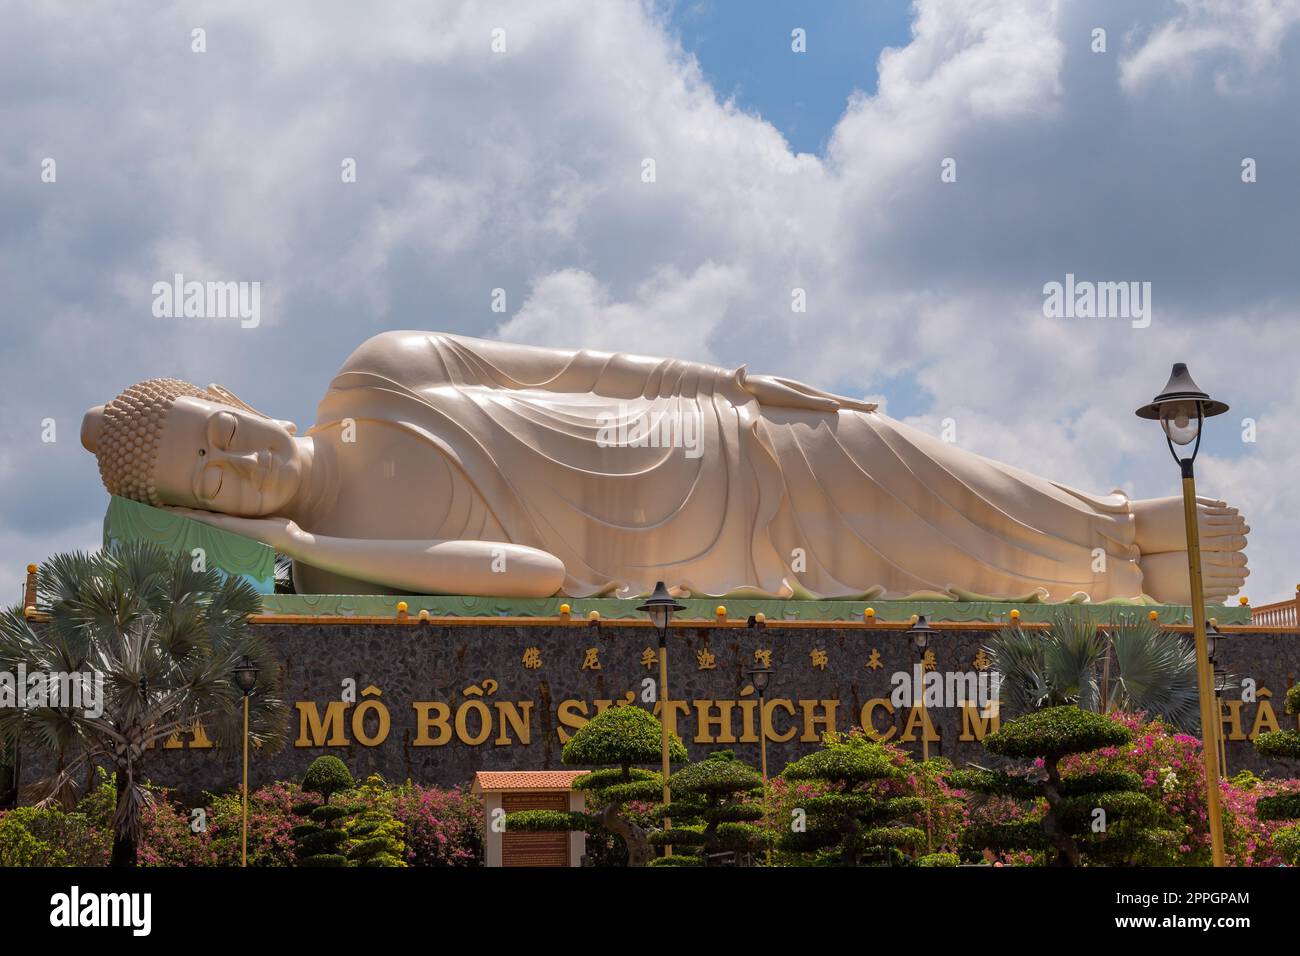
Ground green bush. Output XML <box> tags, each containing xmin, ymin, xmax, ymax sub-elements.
<box><xmin>985</xmin><ymin>706</ymin><xmax>1132</xmax><ymax>759</ymax></box>
<box><xmin>563</xmin><ymin>706</ymin><xmax>688</xmax><ymax>767</ymax></box>
<box><xmin>659</xmin><ymin>751</ymin><xmax>767</xmax><ymax>865</ymax></box>
<box><xmin>1273</xmin><ymin>825</ymin><xmax>1300</xmax><ymax>865</ymax></box>
<box><xmin>917</xmin><ymin>851</ymin><xmax>959</xmax><ymax>867</ymax></box>
<box><xmin>295</xmin><ymin>757</ymin><xmax>358</xmax><ymax>867</ymax></box>
<box><xmin>783</xmin><ymin>745</ymin><xmax>903</xmax><ymax>784</ymax></box>
<box><xmin>961</xmin><ymin>821</ymin><xmax>1052</xmax><ymax>853</ymax></box>
<box><xmin>0</xmin><ymin>806</ymin><xmax>110</xmax><ymax>866</ymax></box>
<box><xmin>945</xmin><ymin>768</ymin><xmax>1039</xmax><ymax>799</ymax></box>
<box><xmin>302</xmin><ymin>756</ymin><xmax>354</xmax><ymax>804</ymax></box>
<box><xmin>1255</xmin><ymin>794</ymin><xmax>1300</xmax><ymax>821</ymax></box>
<box><xmin>507</xmin><ymin>810</ymin><xmax>589</xmax><ymax>832</ymax></box>
<box><xmin>1252</xmin><ymin>682</ymin><xmax>1300</xmax><ymax>839</ymax></box>
<box><xmin>961</xmin><ymin>707</ymin><xmax>1181</xmax><ymax>866</ymax></box>
<box><xmin>343</xmin><ymin>775</ymin><xmax>407</xmax><ymax>867</ymax></box>
<box><xmin>649</xmin><ymin>854</ymin><xmax>703</xmax><ymax>866</ymax></box>
<box><xmin>1254</xmin><ymin>731</ymin><xmax>1300</xmax><ymax>761</ymax></box>
<box><xmin>777</xmin><ymin>732</ymin><xmax>927</xmax><ymax>866</ymax></box>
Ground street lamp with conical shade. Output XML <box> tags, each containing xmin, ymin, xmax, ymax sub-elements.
<box><xmin>1136</xmin><ymin>362</ymin><xmax>1229</xmax><ymax>867</ymax></box>
<box><xmin>637</xmin><ymin>581</ymin><xmax>684</xmax><ymax>856</ymax></box>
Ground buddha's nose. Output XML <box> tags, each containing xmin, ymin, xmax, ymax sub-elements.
<box><xmin>220</xmin><ymin>449</ymin><xmax>263</xmax><ymax>475</ymax></box>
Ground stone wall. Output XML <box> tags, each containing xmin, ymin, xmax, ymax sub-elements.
<box><xmin>125</xmin><ymin>621</ymin><xmax>1300</xmax><ymax>794</ymax></box>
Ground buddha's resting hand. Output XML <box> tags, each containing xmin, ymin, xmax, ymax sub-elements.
<box><xmin>737</xmin><ymin>368</ymin><xmax>878</xmax><ymax>413</ymax></box>
<box><xmin>163</xmin><ymin>507</ymin><xmax>566</xmax><ymax>597</ymax></box>
<box><xmin>165</xmin><ymin>508</ymin><xmax>302</xmax><ymax>551</ymax></box>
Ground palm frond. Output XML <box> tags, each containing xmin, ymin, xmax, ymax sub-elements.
<box><xmin>1109</xmin><ymin>620</ymin><xmax>1201</xmax><ymax>732</ymax></box>
<box><xmin>15</xmin><ymin>543</ymin><xmax>289</xmax><ymax>858</ymax></box>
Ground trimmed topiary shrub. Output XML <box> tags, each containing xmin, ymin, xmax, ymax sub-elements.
<box><xmin>955</xmin><ymin>706</ymin><xmax>1169</xmax><ymax>866</ymax></box>
<box><xmin>302</xmin><ymin>756</ymin><xmax>353</xmax><ymax>804</ymax></box>
<box><xmin>649</xmin><ymin>751</ymin><xmax>767</xmax><ymax>866</ymax></box>
<box><xmin>294</xmin><ymin>756</ymin><xmax>360</xmax><ymax>867</ymax></box>
<box><xmin>778</xmin><ymin>732</ymin><xmax>925</xmax><ymax>866</ymax></box>
<box><xmin>984</xmin><ymin>706</ymin><xmax>1131</xmax><ymax>760</ymax></box>
<box><xmin>505</xmin><ymin>706</ymin><xmax>686</xmax><ymax>867</ymax></box>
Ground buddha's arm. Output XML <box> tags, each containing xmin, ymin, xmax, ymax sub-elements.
<box><xmin>164</xmin><ymin>509</ymin><xmax>566</xmax><ymax>598</ymax></box>
<box><xmin>431</xmin><ymin>332</ymin><xmax>876</xmax><ymax>411</ymax></box>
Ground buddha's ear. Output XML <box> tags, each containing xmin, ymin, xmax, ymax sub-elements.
<box><xmin>206</xmin><ymin>383</ymin><xmax>297</xmax><ymax>435</ymax></box>
<box><xmin>81</xmin><ymin>405</ymin><xmax>105</xmax><ymax>453</ymax></box>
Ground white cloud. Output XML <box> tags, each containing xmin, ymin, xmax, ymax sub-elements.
<box><xmin>3</xmin><ymin>0</ymin><xmax>1299</xmax><ymax>603</ymax></box>
<box><xmin>1120</xmin><ymin>0</ymin><xmax>1300</xmax><ymax>94</ymax></box>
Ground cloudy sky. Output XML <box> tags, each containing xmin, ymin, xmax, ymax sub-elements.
<box><xmin>2</xmin><ymin>0</ymin><xmax>1298</xmax><ymax>606</ymax></box>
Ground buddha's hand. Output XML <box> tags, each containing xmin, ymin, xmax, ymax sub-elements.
<box><xmin>163</xmin><ymin>507</ymin><xmax>302</xmax><ymax>552</ymax></box>
<box><xmin>737</xmin><ymin>368</ymin><xmax>878</xmax><ymax>413</ymax></box>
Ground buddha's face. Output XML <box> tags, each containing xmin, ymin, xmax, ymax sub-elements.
<box><xmin>154</xmin><ymin>396</ymin><xmax>303</xmax><ymax>516</ymax></box>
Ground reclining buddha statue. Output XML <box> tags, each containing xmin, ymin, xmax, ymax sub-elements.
<box><xmin>79</xmin><ymin>331</ymin><xmax>1248</xmax><ymax>603</ymax></box>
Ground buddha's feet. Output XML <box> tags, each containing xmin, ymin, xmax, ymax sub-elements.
<box><xmin>1132</xmin><ymin>495</ymin><xmax>1249</xmax><ymax>604</ymax></box>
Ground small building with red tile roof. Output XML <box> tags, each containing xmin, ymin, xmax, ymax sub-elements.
<box><xmin>472</xmin><ymin>770</ymin><xmax>589</xmax><ymax>867</ymax></box>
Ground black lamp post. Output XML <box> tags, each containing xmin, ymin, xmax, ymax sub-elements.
<box><xmin>637</xmin><ymin>581</ymin><xmax>684</xmax><ymax>856</ymax></box>
<box><xmin>233</xmin><ymin>655</ymin><xmax>259</xmax><ymax>867</ymax></box>
<box><xmin>1136</xmin><ymin>363</ymin><xmax>1229</xmax><ymax>867</ymax></box>
<box><xmin>1205</xmin><ymin>621</ymin><xmax>1229</xmax><ymax>776</ymax></box>
<box><xmin>234</xmin><ymin>656</ymin><xmax>259</xmax><ymax>696</ymax></box>
<box><xmin>1204</xmin><ymin>621</ymin><xmax>1220</xmax><ymax>664</ymax></box>
<box><xmin>908</xmin><ymin>615</ymin><xmax>937</xmax><ymax>762</ymax></box>
<box><xmin>909</xmin><ymin>614</ymin><xmax>936</xmax><ymax>655</ymax></box>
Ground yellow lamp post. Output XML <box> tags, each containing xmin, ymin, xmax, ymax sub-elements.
<box><xmin>233</xmin><ymin>655</ymin><xmax>259</xmax><ymax>868</ymax></box>
<box><xmin>638</xmin><ymin>581</ymin><xmax>684</xmax><ymax>857</ymax></box>
<box><xmin>1135</xmin><ymin>363</ymin><xmax>1229</xmax><ymax>867</ymax></box>
<box><xmin>745</xmin><ymin>621</ymin><xmax>774</xmax><ymax>866</ymax></box>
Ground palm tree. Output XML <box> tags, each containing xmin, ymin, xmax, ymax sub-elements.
<box><xmin>987</xmin><ymin>614</ymin><xmax>1210</xmax><ymax>731</ymax></box>
<box><xmin>0</xmin><ymin>542</ymin><xmax>289</xmax><ymax>866</ymax></box>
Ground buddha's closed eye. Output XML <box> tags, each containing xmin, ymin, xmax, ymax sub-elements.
<box><xmin>211</xmin><ymin>412</ymin><xmax>238</xmax><ymax>448</ymax></box>
<box><xmin>199</xmin><ymin>465</ymin><xmax>223</xmax><ymax>499</ymax></box>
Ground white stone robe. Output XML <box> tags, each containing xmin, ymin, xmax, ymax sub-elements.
<box><xmin>307</xmin><ymin>331</ymin><xmax>1141</xmax><ymax>600</ymax></box>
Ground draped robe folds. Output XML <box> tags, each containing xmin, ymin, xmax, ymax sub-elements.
<box><xmin>307</xmin><ymin>331</ymin><xmax>1142</xmax><ymax>601</ymax></box>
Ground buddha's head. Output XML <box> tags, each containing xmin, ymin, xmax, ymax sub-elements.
<box><xmin>81</xmin><ymin>378</ymin><xmax>303</xmax><ymax>516</ymax></box>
